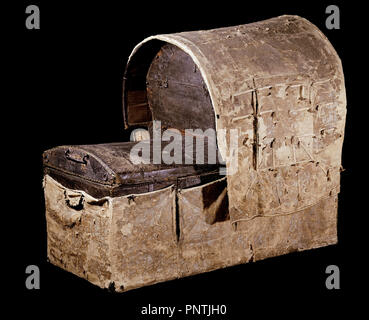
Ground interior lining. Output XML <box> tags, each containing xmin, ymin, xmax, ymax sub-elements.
<box><xmin>123</xmin><ymin>40</ymin><xmax>216</xmax><ymax>134</ymax></box>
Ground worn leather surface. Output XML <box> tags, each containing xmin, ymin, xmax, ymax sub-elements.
<box><xmin>43</xmin><ymin>139</ymin><xmax>221</xmax><ymax>197</ymax></box>
<box><xmin>124</xmin><ymin>14</ymin><xmax>346</xmax><ymax>226</ymax></box>
<box><xmin>44</xmin><ymin>174</ymin><xmax>337</xmax><ymax>292</ymax></box>
<box><xmin>44</xmin><ymin>15</ymin><xmax>346</xmax><ymax>292</ymax></box>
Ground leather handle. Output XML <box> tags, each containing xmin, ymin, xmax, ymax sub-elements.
<box><xmin>59</xmin><ymin>190</ymin><xmax>84</xmax><ymax>227</ymax></box>
<box><xmin>65</xmin><ymin>149</ymin><xmax>89</xmax><ymax>165</ymax></box>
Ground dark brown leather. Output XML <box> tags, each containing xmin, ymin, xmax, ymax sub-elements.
<box><xmin>43</xmin><ymin>140</ymin><xmax>222</xmax><ymax>197</ymax></box>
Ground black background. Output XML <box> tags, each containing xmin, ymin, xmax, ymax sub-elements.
<box><xmin>7</xmin><ymin>0</ymin><xmax>364</xmax><ymax>316</ymax></box>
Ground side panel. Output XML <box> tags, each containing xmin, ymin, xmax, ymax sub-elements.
<box><xmin>227</xmin><ymin>74</ymin><xmax>344</xmax><ymax>224</ymax></box>
<box><xmin>44</xmin><ymin>175</ymin><xmax>113</xmax><ymax>288</ymax></box>
<box><xmin>177</xmin><ymin>178</ymin><xmax>253</xmax><ymax>277</ymax></box>
<box><xmin>109</xmin><ymin>186</ymin><xmax>179</xmax><ymax>291</ymax></box>
<box><xmin>236</xmin><ymin>195</ymin><xmax>338</xmax><ymax>261</ymax></box>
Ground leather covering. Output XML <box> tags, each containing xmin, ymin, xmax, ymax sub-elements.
<box><xmin>43</xmin><ymin>141</ymin><xmax>220</xmax><ymax>197</ymax></box>
<box><xmin>123</xmin><ymin>15</ymin><xmax>346</xmax><ymax>226</ymax></box>
<box><xmin>43</xmin><ymin>15</ymin><xmax>346</xmax><ymax>292</ymax></box>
